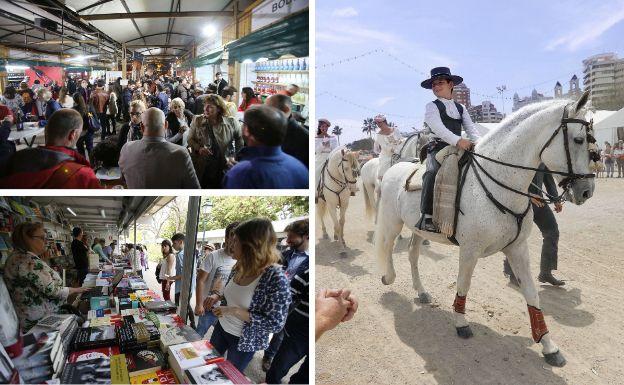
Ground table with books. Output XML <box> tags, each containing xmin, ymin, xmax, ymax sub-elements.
<box><xmin>2</xmin><ymin>255</ymin><xmax>253</xmax><ymax>384</ymax></box>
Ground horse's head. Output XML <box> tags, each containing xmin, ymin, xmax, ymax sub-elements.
<box><xmin>540</xmin><ymin>90</ymin><xmax>596</xmax><ymax>205</ymax></box>
<box><xmin>343</xmin><ymin>149</ymin><xmax>361</xmax><ymax>179</ymax></box>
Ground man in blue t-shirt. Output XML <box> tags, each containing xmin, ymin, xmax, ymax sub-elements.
<box><xmin>166</xmin><ymin>232</ymin><xmax>196</xmax><ymax>328</ymax></box>
<box><xmin>223</xmin><ymin>105</ymin><xmax>308</xmax><ymax>189</ymax></box>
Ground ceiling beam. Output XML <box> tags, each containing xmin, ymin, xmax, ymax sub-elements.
<box><xmin>126</xmin><ymin>44</ymin><xmax>187</xmax><ymax>48</ymax></box>
<box><xmin>79</xmin><ymin>11</ymin><xmax>234</xmax><ymax>21</ymax></box>
<box><xmin>76</xmin><ymin>0</ymin><xmax>116</xmax><ymax>13</ymax></box>
<box><xmin>124</xmin><ymin>32</ymin><xmax>194</xmax><ymax>44</ymax></box>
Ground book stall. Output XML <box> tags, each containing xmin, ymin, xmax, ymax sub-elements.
<box><xmin>0</xmin><ymin>197</ymin><xmax>253</xmax><ymax>384</ymax></box>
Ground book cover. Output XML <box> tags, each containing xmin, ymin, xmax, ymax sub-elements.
<box><xmin>12</xmin><ymin>331</ymin><xmax>58</xmax><ymax>370</ymax></box>
<box><xmin>125</xmin><ymin>348</ymin><xmax>165</xmax><ymax>376</ymax></box>
<box><xmin>184</xmin><ymin>361</ymin><xmax>251</xmax><ymax>385</ymax></box>
<box><xmin>168</xmin><ymin>340</ymin><xmax>224</xmax><ymax>377</ymax></box>
<box><xmin>73</xmin><ymin>326</ymin><xmax>116</xmax><ymax>349</ymax></box>
<box><xmin>60</xmin><ymin>357</ymin><xmax>110</xmax><ymax>384</ymax></box>
<box><xmin>145</xmin><ymin>300</ymin><xmax>177</xmax><ymax>312</ymax></box>
<box><xmin>159</xmin><ymin>325</ymin><xmax>201</xmax><ymax>352</ymax></box>
<box><xmin>130</xmin><ymin>368</ymin><xmax>178</xmax><ymax>384</ymax></box>
<box><xmin>68</xmin><ymin>346</ymin><xmax>120</xmax><ymax>363</ymax></box>
<box><xmin>110</xmin><ymin>354</ymin><xmax>129</xmax><ymax>384</ymax></box>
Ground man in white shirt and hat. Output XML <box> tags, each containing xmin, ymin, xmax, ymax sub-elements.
<box><xmin>418</xmin><ymin>67</ymin><xmax>480</xmax><ymax>232</ymax></box>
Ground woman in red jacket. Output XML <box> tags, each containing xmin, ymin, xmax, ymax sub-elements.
<box><xmin>238</xmin><ymin>87</ymin><xmax>261</xmax><ymax>112</ymax></box>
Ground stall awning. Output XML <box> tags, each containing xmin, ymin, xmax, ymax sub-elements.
<box><xmin>1</xmin><ymin>59</ymin><xmax>110</xmax><ymax>71</ymax></box>
<box><xmin>226</xmin><ymin>10</ymin><xmax>308</xmax><ymax>63</ymax></box>
<box><xmin>179</xmin><ymin>49</ymin><xmax>224</xmax><ymax>69</ymax></box>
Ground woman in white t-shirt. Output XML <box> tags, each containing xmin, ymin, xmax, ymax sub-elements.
<box><xmin>159</xmin><ymin>240</ymin><xmax>175</xmax><ymax>301</ymax></box>
<box><xmin>210</xmin><ymin>218</ymin><xmax>291</xmax><ymax>372</ymax></box>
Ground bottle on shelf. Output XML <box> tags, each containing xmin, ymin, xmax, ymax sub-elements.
<box><xmin>295</xmin><ymin>58</ymin><xmax>301</xmax><ymax>71</ymax></box>
<box><xmin>302</xmin><ymin>58</ymin><xmax>308</xmax><ymax>70</ymax></box>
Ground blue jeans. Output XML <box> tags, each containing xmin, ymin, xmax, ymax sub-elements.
<box><xmin>210</xmin><ymin>321</ymin><xmax>255</xmax><ymax>372</ymax></box>
<box><xmin>195</xmin><ymin>311</ymin><xmax>218</xmax><ymax>338</ymax></box>
<box><xmin>266</xmin><ymin>326</ymin><xmax>308</xmax><ymax>384</ymax></box>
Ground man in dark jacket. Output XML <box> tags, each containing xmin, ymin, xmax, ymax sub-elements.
<box><xmin>71</xmin><ymin>227</ymin><xmax>89</xmax><ymax>285</ymax></box>
<box><xmin>0</xmin><ymin>109</ymin><xmax>101</xmax><ymax>188</ymax></box>
<box><xmin>504</xmin><ymin>163</ymin><xmax>565</xmax><ymax>286</ymax></box>
<box><xmin>176</xmin><ymin>79</ymin><xmax>189</xmax><ymax>104</ymax></box>
<box><xmin>266</xmin><ymin>94</ymin><xmax>309</xmax><ymax>168</ymax></box>
<box><xmin>122</xmin><ymin>80</ymin><xmax>135</xmax><ymax>122</ymax></box>
<box><xmin>212</xmin><ymin>72</ymin><xmax>228</xmax><ymax>96</ymax></box>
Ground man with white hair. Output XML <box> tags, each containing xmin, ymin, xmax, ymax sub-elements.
<box><xmin>119</xmin><ymin>107</ymin><xmax>200</xmax><ymax>188</ymax></box>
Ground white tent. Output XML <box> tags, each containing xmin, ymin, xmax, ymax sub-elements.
<box><xmin>196</xmin><ymin>216</ymin><xmax>309</xmax><ymax>244</ymax></box>
<box><xmin>593</xmin><ymin>108</ymin><xmax>624</xmax><ymax>147</ymax></box>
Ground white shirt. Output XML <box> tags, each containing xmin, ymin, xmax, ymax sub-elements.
<box><xmin>315</xmin><ymin>136</ymin><xmax>338</xmax><ymax>155</ymax></box>
<box><xmin>374</xmin><ymin>128</ymin><xmax>403</xmax><ymax>156</ymax></box>
<box><xmin>219</xmin><ymin>274</ymin><xmax>262</xmax><ymax>337</ymax></box>
<box><xmin>199</xmin><ymin>248</ymin><xmax>235</xmax><ymax>302</ymax></box>
<box><xmin>424</xmin><ymin>97</ymin><xmax>480</xmax><ymax>146</ymax></box>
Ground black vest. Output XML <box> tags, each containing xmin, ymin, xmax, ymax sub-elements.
<box><xmin>433</xmin><ymin>99</ymin><xmax>463</xmax><ymax>137</ymax></box>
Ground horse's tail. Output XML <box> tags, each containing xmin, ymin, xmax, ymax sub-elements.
<box><xmin>363</xmin><ymin>179</ymin><xmax>376</xmax><ymax>220</ymax></box>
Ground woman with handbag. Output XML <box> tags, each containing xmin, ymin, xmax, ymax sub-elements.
<box><xmin>73</xmin><ymin>92</ymin><xmax>96</xmax><ymax>159</ymax></box>
<box><xmin>187</xmin><ymin>94</ymin><xmax>243</xmax><ymax>188</ymax></box>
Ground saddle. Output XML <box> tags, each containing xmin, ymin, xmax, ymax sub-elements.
<box><xmin>405</xmin><ymin>146</ymin><xmax>471</xmax><ymax>245</ymax></box>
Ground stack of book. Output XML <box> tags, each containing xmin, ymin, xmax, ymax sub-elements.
<box><xmin>11</xmin><ymin>331</ymin><xmax>58</xmax><ymax>383</ymax></box>
<box><xmin>167</xmin><ymin>340</ymin><xmax>224</xmax><ymax>382</ymax></box>
<box><xmin>130</xmin><ymin>368</ymin><xmax>178</xmax><ymax>384</ymax></box>
<box><xmin>159</xmin><ymin>325</ymin><xmax>202</xmax><ymax>353</ymax></box>
<box><xmin>0</xmin><ymin>344</ymin><xmax>21</xmax><ymax>384</ymax></box>
<box><xmin>145</xmin><ymin>300</ymin><xmax>177</xmax><ymax>313</ymax></box>
<box><xmin>184</xmin><ymin>361</ymin><xmax>251</xmax><ymax>384</ymax></box>
<box><xmin>60</xmin><ymin>356</ymin><xmax>111</xmax><ymax>384</ymax></box>
<box><xmin>17</xmin><ymin>314</ymin><xmax>79</xmax><ymax>381</ymax></box>
<box><xmin>117</xmin><ymin>320</ymin><xmax>161</xmax><ymax>353</ymax></box>
<box><xmin>125</xmin><ymin>348</ymin><xmax>166</xmax><ymax>379</ymax></box>
<box><xmin>72</xmin><ymin>325</ymin><xmax>117</xmax><ymax>351</ymax></box>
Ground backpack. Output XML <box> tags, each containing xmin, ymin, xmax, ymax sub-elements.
<box><xmin>87</xmin><ymin>110</ymin><xmax>101</xmax><ymax>133</ymax></box>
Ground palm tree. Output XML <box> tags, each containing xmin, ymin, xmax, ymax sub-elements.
<box><xmin>332</xmin><ymin>125</ymin><xmax>343</xmax><ymax>144</ymax></box>
<box><xmin>362</xmin><ymin>118</ymin><xmax>377</xmax><ymax>138</ymax></box>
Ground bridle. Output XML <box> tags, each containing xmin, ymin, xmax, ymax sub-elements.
<box><xmin>458</xmin><ymin>103</ymin><xmax>597</xmax><ymax>248</ymax></box>
<box><xmin>467</xmin><ymin>103</ymin><xmax>597</xmax><ymax>205</ymax></box>
<box><xmin>317</xmin><ymin>152</ymin><xmax>357</xmax><ymax>206</ymax></box>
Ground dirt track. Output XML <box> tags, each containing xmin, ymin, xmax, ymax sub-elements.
<box><xmin>316</xmin><ymin>177</ymin><xmax>624</xmax><ymax>385</ymax></box>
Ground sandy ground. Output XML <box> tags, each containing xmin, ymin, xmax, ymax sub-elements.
<box><xmin>142</xmin><ymin>260</ymin><xmax>304</xmax><ymax>384</ymax></box>
<box><xmin>316</xmin><ymin>177</ymin><xmax>624</xmax><ymax>385</ymax></box>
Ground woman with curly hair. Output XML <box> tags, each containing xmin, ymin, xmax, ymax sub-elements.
<box><xmin>188</xmin><ymin>94</ymin><xmax>243</xmax><ymax>188</ymax></box>
<box><xmin>208</xmin><ymin>218</ymin><xmax>291</xmax><ymax>372</ymax></box>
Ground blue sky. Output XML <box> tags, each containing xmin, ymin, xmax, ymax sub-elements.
<box><xmin>316</xmin><ymin>0</ymin><xmax>624</xmax><ymax>144</ymax></box>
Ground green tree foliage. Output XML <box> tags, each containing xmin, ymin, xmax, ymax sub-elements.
<box><xmin>198</xmin><ymin>196</ymin><xmax>308</xmax><ymax>232</ymax></box>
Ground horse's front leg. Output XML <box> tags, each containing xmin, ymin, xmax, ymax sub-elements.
<box><xmin>454</xmin><ymin>247</ymin><xmax>480</xmax><ymax>338</ymax></box>
<box><xmin>325</xmin><ymin>197</ymin><xmax>341</xmax><ymax>242</ymax></box>
<box><xmin>504</xmin><ymin>240</ymin><xmax>566</xmax><ymax>367</ymax></box>
<box><xmin>316</xmin><ymin>198</ymin><xmax>329</xmax><ymax>239</ymax></box>
<box><xmin>338</xmin><ymin>200</ymin><xmax>348</xmax><ymax>248</ymax></box>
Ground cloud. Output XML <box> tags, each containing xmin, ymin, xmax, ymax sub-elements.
<box><xmin>332</xmin><ymin>7</ymin><xmax>358</xmax><ymax>18</ymax></box>
<box><xmin>316</xmin><ymin>23</ymin><xmax>404</xmax><ymax>46</ymax></box>
<box><xmin>375</xmin><ymin>96</ymin><xmax>396</xmax><ymax>107</ymax></box>
<box><xmin>545</xmin><ymin>4</ymin><xmax>624</xmax><ymax>51</ymax></box>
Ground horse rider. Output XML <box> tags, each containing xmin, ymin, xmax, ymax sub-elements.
<box><xmin>315</xmin><ymin>118</ymin><xmax>357</xmax><ymax>196</ymax></box>
<box><xmin>373</xmin><ymin>114</ymin><xmax>404</xmax><ymax>181</ymax></box>
<box><xmin>417</xmin><ymin>67</ymin><xmax>480</xmax><ymax>232</ymax></box>
<box><xmin>504</xmin><ymin>163</ymin><xmax>565</xmax><ymax>286</ymax></box>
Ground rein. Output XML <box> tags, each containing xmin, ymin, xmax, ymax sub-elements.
<box><xmin>317</xmin><ymin>154</ymin><xmax>357</xmax><ymax>206</ymax></box>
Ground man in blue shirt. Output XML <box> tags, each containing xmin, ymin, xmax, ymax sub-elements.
<box><xmin>223</xmin><ymin>105</ymin><xmax>308</xmax><ymax>189</ymax></box>
<box><xmin>167</xmin><ymin>233</ymin><xmax>196</xmax><ymax>328</ymax></box>
<box><xmin>263</xmin><ymin>219</ymin><xmax>309</xmax><ymax>375</ymax></box>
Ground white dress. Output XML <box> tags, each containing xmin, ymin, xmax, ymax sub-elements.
<box><xmin>315</xmin><ymin>136</ymin><xmax>339</xmax><ymax>188</ymax></box>
<box><xmin>374</xmin><ymin>129</ymin><xmax>404</xmax><ymax>180</ymax></box>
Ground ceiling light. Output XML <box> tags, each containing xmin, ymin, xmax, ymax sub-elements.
<box><xmin>242</xmin><ymin>59</ymin><xmax>253</xmax><ymax>64</ymax></box>
<box><xmin>203</xmin><ymin>25</ymin><xmax>217</xmax><ymax>37</ymax></box>
<box><xmin>67</xmin><ymin>207</ymin><xmax>77</xmax><ymax>216</ymax></box>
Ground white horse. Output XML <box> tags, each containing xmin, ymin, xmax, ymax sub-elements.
<box><xmin>317</xmin><ymin>147</ymin><xmax>360</xmax><ymax>248</ymax></box>
<box><xmin>374</xmin><ymin>92</ymin><xmax>596</xmax><ymax>367</ymax></box>
<box><xmin>362</xmin><ymin>133</ymin><xmax>428</xmax><ymax>220</ymax></box>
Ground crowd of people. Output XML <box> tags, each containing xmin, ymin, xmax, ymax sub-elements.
<box><xmin>152</xmin><ymin>218</ymin><xmax>309</xmax><ymax>383</ymax></box>
<box><xmin>598</xmin><ymin>140</ymin><xmax>624</xmax><ymax>178</ymax></box>
<box><xmin>0</xmin><ymin>72</ymin><xmax>309</xmax><ymax>189</ymax></box>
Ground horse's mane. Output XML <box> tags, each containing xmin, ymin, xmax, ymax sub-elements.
<box><xmin>478</xmin><ymin>99</ymin><xmax>570</xmax><ymax>147</ymax></box>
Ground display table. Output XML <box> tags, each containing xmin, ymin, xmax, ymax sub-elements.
<box><xmin>8</xmin><ymin>123</ymin><xmax>45</xmax><ymax>147</ymax></box>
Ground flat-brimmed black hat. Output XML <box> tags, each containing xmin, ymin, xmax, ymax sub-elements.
<box><xmin>421</xmin><ymin>67</ymin><xmax>463</xmax><ymax>89</ymax></box>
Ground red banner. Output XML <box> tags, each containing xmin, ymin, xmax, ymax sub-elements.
<box><xmin>24</xmin><ymin>66</ymin><xmax>63</xmax><ymax>87</ymax></box>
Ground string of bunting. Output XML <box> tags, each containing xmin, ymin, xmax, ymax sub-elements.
<box><xmin>317</xmin><ymin>48</ymin><xmax>580</xmax><ymax>101</ymax></box>
<box><xmin>318</xmin><ymin>90</ymin><xmax>423</xmax><ymax>121</ymax></box>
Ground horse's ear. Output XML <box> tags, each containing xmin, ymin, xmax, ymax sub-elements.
<box><xmin>574</xmin><ymin>90</ymin><xmax>591</xmax><ymax>113</ymax></box>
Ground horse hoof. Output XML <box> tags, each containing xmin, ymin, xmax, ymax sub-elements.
<box><xmin>418</xmin><ymin>292</ymin><xmax>432</xmax><ymax>304</ymax></box>
<box><xmin>456</xmin><ymin>326</ymin><xmax>473</xmax><ymax>339</ymax></box>
<box><xmin>397</xmin><ymin>234</ymin><xmax>403</xmax><ymax>240</ymax></box>
<box><xmin>381</xmin><ymin>276</ymin><xmax>391</xmax><ymax>285</ymax></box>
<box><xmin>333</xmin><ymin>235</ymin><xmax>339</xmax><ymax>241</ymax></box>
<box><xmin>543</xmin><ymin>350</ymin><xmax>566</xmax><ymax>367</ymax></box>
<box><xmin>422</xmin><ymin>239</ymin><xmax>430</xmax><ymax>246</ymax></box>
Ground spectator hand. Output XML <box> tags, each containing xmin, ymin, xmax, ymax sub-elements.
<box><xmin>195</xmin><ymin>303</ymin><xmax>205</xmax><ymax>316</ymax></box>
<box><xmin>203</xmin><ymin>294</ymin><xmax>220</xmax><ymax>310</ymax></box>
<box><xmin>316</xmin><ymin>289</ymin><xmax>351</xmax><ymax>338</ymax></box>
<box><xmin>324</xmin><ymin>288</ymin><xmax>359</xmax><ymax>322</ymax></box>
<box><xmin>213</xmin><ymin>306</ymin><xmax>235</xmax><ymax>317</ymax></box>
<box><xmin>226</xmin><ymin>158</ymin><xmax>237</xmax><ymax>168</ymax></box>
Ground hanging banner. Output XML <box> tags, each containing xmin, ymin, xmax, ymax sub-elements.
<box><xmin>251</xmin><ymin>0</ymin><xmax>308</xmax><ymax>31</ymax></box>
<box><xmin>24</xmin><ymin>66</ymin><xmax>63</xmax><ymax>87</ymax></box>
